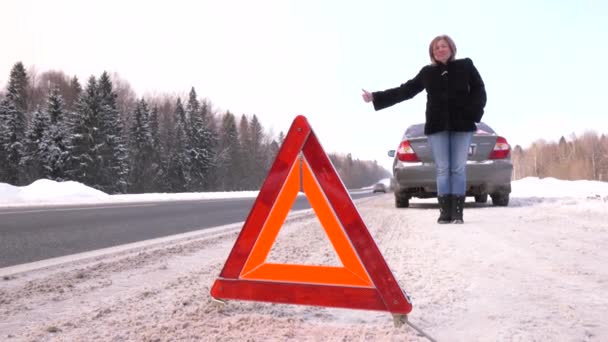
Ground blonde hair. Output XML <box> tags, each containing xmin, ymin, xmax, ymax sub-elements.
<box><xmin>429</xmin><ymin>35</ymin><xmax>457</xmax><ymax>64</ymax></box>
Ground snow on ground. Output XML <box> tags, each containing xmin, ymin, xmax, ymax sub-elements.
<box><xmin>1</xmin><ymin>177</ymin><xmax>608</xmax><ymax>341</ymax></box>
<box><xmin>0</xmin><ymin>179</ymin><xmax>261</xmax><ymax>207</ymax></box>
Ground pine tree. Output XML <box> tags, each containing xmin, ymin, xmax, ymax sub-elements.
<box><xmin>159</xmin><ymin>99</ymin><xmax>175</xmax><ymax>190</ymax></box>
<box><xmin>20</xmin><ymin>107</ymin><xmax>51</xmax><ymax>183</ymax></box>
<box><xmin>217</xmin><ymin>111</ymin><xmax>240</xmax><ymax>190</ymax></box>
<box><xmin>167</xmin><ymin>98</ymin><xmax>190</xmax><ymax>192</ymax></box>
<box><xmin>128</xmin><ymin>99</ymin><xmax>156</xmax><ymax>193</ymax></box>
<box><xmin>185</xmin><ymin>88</ymin><xmax>202</xmax><ymax>190</ymax></box>
<box><xmin>0</xmin><ymin>101</ymin><xmax>26</xmax><ymax>185</ymax></box>
<box><xmin>0</xmin><ymin>62</ymin><xmax>29</xmax><ymax>184</ymax></box>
<box><xmin>249</xmin><ymin>114</ymin><xmax>266</xmax><ymax>189</ymax></box>
<box><xmin>262</xmin><ymin>131</ymin><xmax>284</xmax><ymax>191</ymax></box>
<box><xmin>265</xmin><ymin>139</ymin><xmax>281</xmax><ymax>173</ymax></box>
<box><xmin>238</xmin><ymin>114</ymin><xmax>252</xmax><ymax>189</ymax></box>
<box><xmin>65</xmin><ymin>76</ymin><xmax>82</xmax><ymax>111</ymax></box>
<box><xmin>200</xmin><ymin>99</ymin><xmax>221</xmax><ymax>190</ymax></box>
<box><xmin>65</xmin><ymin>76</ymin><xmax>104</xmax><ymax>190</ymax></box>
<box><xmin>98</xmin><ymin>72</ymin><xmax>129</xmax><ymax>193</ymax></box>
<box><xmin>0</xmin><ymin>98</ymin><xmax>9</xmax><ymax>182</ymax></box>
<box><xmin>44</xmin><ymin>87</ymin><xmax>69</xmax><ymax>181</ymax></box>
<box><xmin>6</xmin><ymin>62</ymin><xmax>29</xmax><ymax>112</ymax></box>
<box><xmin>149</xmin><ymin>105</ymin><xmax>161</xmax><ymax>151</ymax></box>
<box><xmin>148</xmin><ymin>104</ymin><xmax>168</xmax><ymax>191</ymax></box>
<box><xmin>186</xmin><ymin>87</ymin><xmax>215</xmax><ymax>191</ymax></box>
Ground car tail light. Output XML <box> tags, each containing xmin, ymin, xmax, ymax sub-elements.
<box><xmin>489</xmin><ymin>136</ymin><xmax>510</xmax><ymax>159</ymax></box>
<box><xmin>396</xmin><ymin>140</ymin><xmax>420</xmax><ymax>162</ymax></box>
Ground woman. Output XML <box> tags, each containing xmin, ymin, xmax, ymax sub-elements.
<box><xmin>362</xmin><ymin>35</ymin><xmax>486</xmax><ymax>224</ymax></box>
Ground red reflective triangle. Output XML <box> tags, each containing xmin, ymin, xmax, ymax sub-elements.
<box><xmin>210</xmin><ymin>115</ymin><xmax>412</xmax><ymax>315</ymax></box>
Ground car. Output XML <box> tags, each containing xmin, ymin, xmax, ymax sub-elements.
<box><xmin>372</xmin><ymin>182</ymin><xmax>387</xmax><ymax>193</ymax></box>
<box><xmin>388</xmin><ymin>122</ymin><xmax>513</xmax><ymax>208</ymax></box>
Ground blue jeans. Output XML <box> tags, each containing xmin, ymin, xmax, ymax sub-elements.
<box><xmin>427</xmin><ymin>131</ymin><xmax>473</xmax><ymax>196</ymax></box>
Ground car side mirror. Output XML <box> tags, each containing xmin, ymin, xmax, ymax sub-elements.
<box><xmin>388</xmin><ymin>150</ymin><xmax>395</xmax><ymax>158</ymax></box>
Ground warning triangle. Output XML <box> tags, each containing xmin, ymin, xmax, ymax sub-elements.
<box><xmin>210</xmin><ymin>115</ymin><xmax>412</xmax><ymax>315</ymax></box>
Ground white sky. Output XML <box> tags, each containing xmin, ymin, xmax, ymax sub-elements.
<box><xmin>2</xmin><ymin>0</ymin><xmax>608</xmax><ymax>171</ymax></box>
<box><xmin>1</xmin><ymin>177</ymin><xmax>607</xmax><ymax>208</ymax></box>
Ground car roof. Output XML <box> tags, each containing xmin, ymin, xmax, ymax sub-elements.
<box><xmin>402</xmin><ymin>122</ymin><xmax>496</xmax><ymax>139</ymax></box>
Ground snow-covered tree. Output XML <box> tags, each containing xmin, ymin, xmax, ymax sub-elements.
<box><xmin>65</xmin><ymin>76</ymin><xmax>82</xmax><ymax>111</ymax></box>
<box><xmin>237</xmin><ymin>114</ymin><xmax>252</xmax><ymax>189</ymax></box>
<box><xmin>277</xmin><ymin>131</ymin><xmax>285</xmax><ymax>146</ymax></box>
<box><xmin>166</xmin><ymin>98</ymin><xmax>190</xmax><ymax>192</ymax></box>
<box><xmin>216</xmin><ymin>111</ymin><xmax>240</xmax><ymax>190</ymax></box>
<box><xmin>265</xmin><ymin>138</ymin><xmax>281</xmax><ymax>174</ymax></box>
<box><xmin>20</xmin><ymin>107</ymin><xmax>51</xmax><ymax>182</ymax></box>
<box><xmin>44</xmin><ymin>87</ymin><xmax>70</xmax><ymax>181</ymax></box>
<box><xmin>97</xmin><ymin>72</ymin><xmax>129</xmax><ymax>193</ymax></box>
<box><xmin>186</xmin><ymin>87</ymin><xmax>215</xmax><ymax>191</ymax></box>
<box><xmin>128</xmin><ymin>99</ymin><xmax>156</xmax><ymax>193</ymax></box>
<box><xmin>0</xmin><ymin>62</ymin><xmax>29</xmax><ymax>184</ymax></box>
<box><xmin>64</xmin><ymin>76</ymin><xmax>104</xmax><ymax>190</ymax></box>
<box><xmin>200</xmin><ymin>100</ymin><xmax>218</xmax><ymax>190</ymax></box>
<box><xmin>249</xmin><ymin>114</ymin><xmax>267</xmax><ymax>188</ymax></box>
<box><xmin>148</xmin><ymin>104</ymin><xmax>168</xmax><ymax>191</ymax></box>
<box><xmin>6</xmin><ymin>62</ymin><xmax>29</xmax><ymax>112</ymax></box>
<box><xmin>0</xmin><ymin>98</ymin><xmax>10</xmax><ymax>182</ymax></box>
<box><xmin>149</xmin><ymin>105</ymin><xmax>161</xmax><ymax>151</ymax></box>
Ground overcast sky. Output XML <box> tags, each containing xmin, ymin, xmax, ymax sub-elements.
<box><xmin>2</xmin><ymin>0</ymin><xmax>607</xmax><ymax>170</ymax></box>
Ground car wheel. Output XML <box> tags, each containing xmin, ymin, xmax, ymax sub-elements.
<box><xmin>474</xmin><ymin>194</ymin><xmax>488</xmax><ymax>203</ymax></box>
<box><xmin>395</xmin><ymin>195</ymin><xmax>410</xmax><ymax>208</ymax></box>
<box><xmin>491</xmin><ymin>193</ymin><xmax>509</xmax><ymax>206</ymax></box>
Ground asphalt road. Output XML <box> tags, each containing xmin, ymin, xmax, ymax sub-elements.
<box><xmin>0</xmin><ymin>191</ymin><xmax>380</xmax><ymax>268</ymax></box>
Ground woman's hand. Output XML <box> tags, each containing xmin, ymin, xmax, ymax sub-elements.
<box><xmin>361</xmin><ymin>89</ymin><xmax>373</xmax><ymax>103</ymax></box>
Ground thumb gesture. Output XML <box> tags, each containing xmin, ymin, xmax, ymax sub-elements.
<box><xmin>361</xmin><ymin>88</ymin><xmax>373</xmax><ymax>103</ymax></box>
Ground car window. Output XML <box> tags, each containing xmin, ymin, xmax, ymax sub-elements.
<box><xmin>476</xmin><ymin>122</ymin><xmax>496</xmax><ymax>134</ymax></box>
<box><xmin>403</xmin><ymin>123</ymin><xmax>425</xmax><ymax>139</ymax></box>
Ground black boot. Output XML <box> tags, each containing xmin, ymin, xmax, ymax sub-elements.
<box><xmin>451</xmin><ymin>195</ymin><xmax>465</xmax><ymax>224</ymax></box>
<box><xmin>437</xmin><ymin>195</ymin><xmax>452</xmax><ymax>224</ymax></box>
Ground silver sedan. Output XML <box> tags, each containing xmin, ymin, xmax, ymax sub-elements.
<box><xmin>388</xmin><ymin>122</ymin><xmax>513</xmax><ymax>208</ymax></box>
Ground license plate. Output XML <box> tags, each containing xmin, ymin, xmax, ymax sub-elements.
<box><xmin>468</xmin><ymin>145</ymin><xmax>475</xmax><ymax>156</ymax></box>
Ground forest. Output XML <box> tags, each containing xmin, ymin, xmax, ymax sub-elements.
<box><xmin>3</xmin><ymin>62</ymin><xmax>606</xmax><ymax>196</ymax></box>
<box><xmin>0</xmin><ymin>62</ymin><xmax>389</xmax><ymax>194</ymax></box>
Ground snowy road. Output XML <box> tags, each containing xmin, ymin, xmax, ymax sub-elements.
<box><xmin>0</xmin><ymin>191</ymin><xmax>378</xmax><ymax>267</ymax></box>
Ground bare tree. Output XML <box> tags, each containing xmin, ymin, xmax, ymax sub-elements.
<box><xmin>600</xmin><ymin>134</ymin><xmax>608</xmax><ymax>181</ymax></box>
<box><xmin>579</xmin><ymin>131</ymin><xmax>601</xmax><ymax>180</ymax></box>
<box><xmin>512</xmin><ymin>145</ymin><xmax>525</xmax><ymax>180</ymax></box>
<box><xmin>29</xmin><ymin>70</ymin><xmax>73</xmax><ymax>113</ymax></box>
<box><xmin>110</xmin><ymin>72</ymin><xmax>137</xmax><ymax>123</ymax></box>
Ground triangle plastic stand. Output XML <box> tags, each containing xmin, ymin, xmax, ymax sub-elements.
<box><xmin>210</xmin><ymin>115</ymin><xmax>412</xmax><ymax>315</ymax></box>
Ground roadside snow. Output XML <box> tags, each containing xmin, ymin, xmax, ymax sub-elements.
<box><xmin>1</xmin><ymin>184</ymin><xmax>607</xmax><ymax>341</ymax></box>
